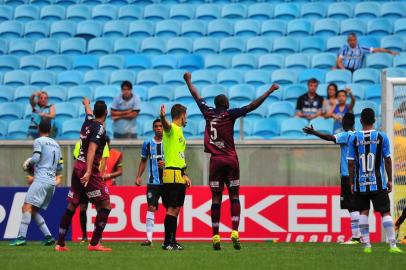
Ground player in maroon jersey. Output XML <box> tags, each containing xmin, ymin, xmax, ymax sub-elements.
<box><xmin>55</xmin><ymin>98</ymin><xmax>112</xmax><ymax>252</ymax></box>
<box><xmin>183</xmin><ymin>72</ymin><xmax>279</xmax><ymax>250</ymax></box>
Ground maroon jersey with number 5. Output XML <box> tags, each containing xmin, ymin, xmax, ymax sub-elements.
<box><xmin>197</xmin><ymin>99</ymin><xmax>248</xmax><ymax>156</ymax></box>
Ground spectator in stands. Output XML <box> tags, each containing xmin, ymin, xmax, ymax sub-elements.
<box><xmin>336</xmin><ymin>33</ymin><xmax>399</xmax><ymax>72</ymax></box>
<box><xmin>111</xmin><ymin>81</ymin><xmax>141</xmax><ymax>139</ymax></box>
<box><xmin>296</xmin><ymin>78</ymin><xmax>324</xmax><ymax>120</ymax></box>
<box><xmin>28</xmin><ymin>91</ymin><xmax>56</xmax><ymax>139</ymax></box>
<box><xmin>322</xmin><ymin>83</ymin><xmax>338</xmax><ymax>117</ymax></box>
<box><xmin>102</xmin><ymin>137</ymin><xmax>123</xmax><ymax>186</ymax></box>
<box><xmin>326</xmin><ymin>88</ymin><xmax>356</xmax><ymax>133</ymax></box>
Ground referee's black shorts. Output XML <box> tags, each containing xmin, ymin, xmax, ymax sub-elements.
<box><xmin>162</xmin><ymin>183</ymin><xmax>186</xmax><ymax>209</ymax></box>
<box><xmin>340</xmin><ymin>176</ymin><xmax>356</xmax><ymax>211</ymax></box>
<box><xmin>353</xmin><ymin>191</ymin><xmax>391</xmax><ymax>214</ymax></box>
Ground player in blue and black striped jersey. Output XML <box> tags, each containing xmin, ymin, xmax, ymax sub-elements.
<box><xmin>347</xmin><ymin>108</ymin><xmax>403</xmax><ymax>253</ymax></box>
<box><xmin>135</xmin><ymin>119</ymin><xmax>165</xmax><ymax>247</ymax></box>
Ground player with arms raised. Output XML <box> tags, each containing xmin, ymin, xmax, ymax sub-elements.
<box><xmin>347</xmin><ymin>108</ymin><xmax>403</xmax><ymax>253</ymax></box>
<box><xmin>55</xmin><ymin>98</ymin><xmax>112</xmax><ymax>252</ymax></box>
<box><xmin>184</xmin><ymin>72</ymin><xmax>279</xmax><ymax>250</ymax></box>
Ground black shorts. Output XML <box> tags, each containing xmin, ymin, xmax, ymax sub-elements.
<box><xmin>162</xmin><ymin>183</ymin><xmax>186</xmax><ymax>209</ymax></box>
<box><xmin>353</xmin><ymin>191</ymin><xmax>391</xmax><ymax>214</ymax></box>
<box><xmin>146</xmin><ymin>185</ymin><xmax>163</xmax><ymax>209</ymax></box>
<box><xmin>340</xmin><ymin>176</ymin><xmax>356</xmax><ymax>211</ymax></box>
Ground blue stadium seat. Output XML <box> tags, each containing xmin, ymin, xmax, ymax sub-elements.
<box><xmin>14</xmin><ymin>86</ymin><xmax>39</xmax><ymax>104</ymax></box>
<box><xmin>394</xmin><ymin>19</ymin><xmax>406</xmax><ymax>36</ymax></box>
<box><xmin>301</xmin><ymin>2</ymin><xmax>326</xmax><ymax>19</ymax></box>
<box><xmin>271</xmin><ymin>69</ymin><xmax>297</xmax><ymax>85</ymax></box>
<box><xmin>151</xmin><ymin>55</ymin><xmax>177</xmax><ymax>70</ymax></box>
<box><xmin>285</xmin><ymin>54</ymin><xmax>310</xmax><ymax>70</ymax></box>
<box><xmin>385</xmin><ymin>68</ymin><xmax>406</xmax><ymax>78</ymax></box>
<box><xmin>137</xmin><ymin>103</ymin><xmax>158</xmax><ymax>123</ymax></box>
<box><xmin>174</xmin><ymin>85</ymin><xmax>194</xmax><ymax>104</ymax></box>
<box><xmin>178</xmin><ymin>54</ymin><xmax>203</xmax><ymax>71</ymax></box>
<box><xmin>245</xmin><ymin>40</ymin><xmax>272</xmax><ymax>58</ymax></box>
<box><xmin>170</xmin><ymin>4</ymin><xmax>194</xmax><ymax>21</ymax></box>
<box><xmin>204</xmin><ymin>54</ymin><xmax>231</xmax><ymax>71</ymax></box>
<box><xmin>0</xmin><ymin>86</ymin><xmax>13</xmax><ymax>103</ymax></box>
<box><xmin>84</xmin><ymin>70</ymin><xmax>109</xmax><ymax>86</ymax></box>
<box><xmin>72</xmin><ymin>55</ymin><xmax>98</xmax><ymax>71</ymax></box>
<box><xmin>0</xmin><ymin>21</ymin><xmax>24</xmax><ymax>39</ymax></box>
<box><xmin>327</xmin><ymin>2</ymin><xmax>353</xmax><ymax>20</ymax></box>
<box><xmin>313</xmin><ymin>19</ymin><xmax>340</xmax><ymax>38</ymax></box>
<box><xmin>4</xmin><ymin>70</ymin><xmax>30</xmax><ymax>86</ymax></box>
<box><xmin>208</xmin><ymin>19</ymin><xmax>233</xmax><ymax>37</ymax></box>
<box><xmin>54</xmin><ymin>102</ymin><xmax>78</xmax><ymax>128</ymax></box>
<box><xmin>20</xmin><ymin>55</ymin><xmax>45</xmax><ymax>71</ymax></box>
<box><xmin>359</xmin><ymin>35</ymin><xmax>380</xmax><ymax>49</ymax></box>
<box><xmin>60</xmin><ymin>37</ymin><xmax>86</xmax><ymax>55</ymax></box>
<box><xmin>8</xmin><ymin>39</ymin><xmax>34</xmax><ymax>56</ymax></box>
<box><xmin>366</xmin><ymin>53</ymin><xmax>393</xmax><ymax>69</ymax></box>
<box><xmin>110</xmin><ymin>69</ymin><xmax>136</xmax><ymax>85</ymax></box>
<box><xmin>136</xmin><ymin>86</ymin><xmax>147</xmax><ymax>102</ymax></box>
<box><xmin>118</xmin><ymin>5</ymin><xmax>142</xmax><ymax>21</ymax></box>
<box><xmin>381</xmin><ymin>2</ymin><xmax>405</xmax><ymax>19</ymax></box>
<box><xmin>94</xmin><ymin>85</ymin><xmax>119</xmax><ymax>103</ymax></box>
<box><xmin>345</xmin><ymin>84</ymin><xmax>365</xmax><ymax>101</ymax></box>
<box><xmin>181</xmin><ymin>20</ymin><xmax>206</xmax><ymax>38</ymax></box>
<box><xmin>201</xmin><ymin>84</ymin><xmax>227</xmax><ymax>104</ymax></box>
<box><xmin>66</xmin><ymin>4</ymin><xmax>90</xmax><ymax>21</ymax></box>
<box><xmin>298</xmin><ymin>69</ymin><xmax>326</xmax><ymax>84</ymax></box>
<box><xmin>76</xmin><ymin>20</ymin><xmax>102</xmax><ymax>39</ymax></box>
<box><xmin>354</xmin><ymin>101</ymin><xmax>377</xmax><ymax>117</ymax></box>
<box><xmin>103</xmin><ymin>20</ymin><xmax>128</xmax><ymax>38</ymax></box>
<box><xmin>232</xmin><ymin>54</ymin><xmax>257</xmax><ymax>71</ymax></box>
<box><xmin>341</xmin><ymin>19</ymin><xmax>366</xmax><ymax>36</ymax></box>
<box><xmin>394</xmin><ymin>53</ymin><xmax>406</xmax><ymax>68</ymax></box>
<box><xmin>267</xmin><ymin>101</ymin><xmax>295</xmax><ymax>122</ymax></box>
<box><xmin>0</xmin><ymin>120</ymin><xmax>7</xmax><ymax>139</ymax></box>
<box><xmin>283</xmin><ymin>84</ymin><xmax>307</xmax><ymax>103</ymax></box>
<box><xmin>114</xmin><ymin>38</ymin><xmax>139</xmax><ymax>55</ymax></box>
<box><xmin>35</xmin><ymin>38</ymin><xmax>59</xmax><ymax>55</ymax></box>
<box><xmin>196</xmin><ymin>4</ymin><xmax>220</xmax><ymax>21</ymax></box>
<box><xmin>273</xmin><ymin>37</ymin><xmax>298</xmax><ymax>54</ymax></box>
<box><xmin>140</xmin><ymin>37</ymin><xmax>166</xmax><ymax>54</ymax></box>
<box><xmin>7</xmin><ymin>119</ymin><xmax>30</xmax><ymax>139</ymax></box>
<box><xmin>325</xmin><ymin>70</ymin><xmax>352</xmax><ymax>85</ymax></box>
<box><xmin>183</xmin><ymin>121</ymin><xmax>197</xmax><ymax>137</ymax></box>
<box><xmin>247</xmin><ymin>3</ymin><xmax>273</xmax><ymax>21</ymax></box>
<box><xmin>99</xmin><ymin>55</ymin><xmax>124</xmax><ymax>71</ymax></box>
<box><xmin>364</xmin><ymin>84</ymin><xmax>381</xmax><ymax>105</ymax></box>
<box><xmin>280</xmin><ymin>118</ymin><xmax>308</xmax><ymax>138</ymax></box>
<box><xmin>92</xmin><ymin>4</ymin><xmax>117</xmax><ymax>22</ymax></box>
<box><xmin>186</xmin><ymin>104</ymin><xmax>203</xmax><ymax>122</ymax></box>
<box><xmin>287</xmin><ymin>19</ymin><xmax>312</xmax><ymax>38</ymax></box>
<box><xmin>353</xmin><ymin>68</ymin><xmax>380</xmax><ymax>85</ymax></box>
<box><xmin>367</xmin><ymin>19</ymin><xmax>392</xmax><ymax>38</ymax></box>
<box><xmin>258</xmin><ymin>54</ymin><xmax>284</xmax><ymax>71</ymax></box>
<box><xmin>50</xmin><ymin>20</ymin><xmax>76</xmax><ymax>39</ymax></box>
<box><xmin>40</xmin><ymin>5</ymin><xmax>66</xmax><ymax>22</ymax></box>
<box><xmin>245</xmin><ymin>101</ymin><xmax>268</xmax><ymax>120</ymax></box>
<box><xmin>234</xmin><ymin>118</ymin><xmax>252</xmax><ymax>138</ymax></box>
<box><xmin>0</xmin><ymin>6</ymin><xmax>13</xmax><ymax>22</ymax></box>
<box><xmin>0</xmin><ymin>103</ymin><xmax>23</xmax><ymax>122</ymax></box>
<box><xmin>82</xmin><ymin>0</ymin><xmax>104</xmax><ymax>5</ymax></box>
<box><xmin>309</xmin><ymin>118</ymin><xmax>333</xmax><ymax>135</ymax></box>
<box><xmin>143</xmin><ymin>4</ymin><xmax>168</xmax><ymax>21</ymax></box>
<box><xmin>67</xmin><ymin>85</ymin><xmax>93</xmax><ymax>104</ymax></box>
<box><xmin>229</xmin><ymin>84</ymin><xmax>255</xmax><ymax>103</ymax></box>
<box><xmin>381</xmin><ymin>35</ymin><xmax>404</xmax><ymax>53</ymax></box>
<box><xmin>167</xmin><ymin>37</ymin><xmax>193</xmax><ymax>55</ymax></box>
<box><xmin>354</xmin><ymin>2</ymin><xmax>380</xmax><ymax>19</ymax></box>
<box><xmin>234</xmin><ymin>20</ymin><xmax>260</xmax><ymax>37</ymax></box>
<box><xmin>24</xmin><ymin>20</ymin><xmax>50</xmax><ymax>39</ymax></box>
<box><xmin>274</xmin><ymin>3</ymin><xmax>298</xmax><ymax>20</ymax></box>
<box><xmin>192</xmin><ymin>69</ymin><xmax>216</xmax><ymax>87</ymax></box>
<box><xmin>163</xmin><ymin>70</ymin><xmax>186</xmax><ymax>86</ymax></box>
<box><xmin>137</xmin><ymin>69</ymin><xmax>162</xmax><ymax>87</ymax></box>
<box><xmin>148</xmin><ymin>85</ymin><xmax>173</xmax><ymax>103</ymax></box>
<box><xmin>155</xmin><ymin>20</ymin><xmax>180</xmax><ymax>38</ymax></box>
<box><xmin>60</xmin><ymin>118</ymin><xmax>82</xmax><ymax>139</ymax></box>
<box><xmin>300</xmin><ymin>37</ymin><xmax>325</xmax><ymax>55</ymax></box>
<box><xmin>88</xmin><ymin>38</ymin><xmax>113</xmax><ymax>55</ymax></box>
<box><xmin>14</xmin><ymin>5</ymin><xmax>40</xmax><ymax>22</ymax></box>
<box><xmin>261</xmin><ymin>20</ymin><xmax>286</xmax><ymax>37</ymax></box>
<box><xmin>0</xmin><ymin>55</ymin><xmax>19</xmax><ymax>71</ymax></box>
<box><xmin>124</xmin><ymin>55</ymin><xmax>150</xmax><ymax>71</ymax></box>
<box><xmin>193</xmin><ymin>37</ymin><xmax>218</xmax><ymax>54</ymax></box>
<box><xmin>217</xmin><ymin>69</ymin><xmax>243</xmax><ymax>87</ymax></box>
<box><xmin>57</xmin><ymin>70</ymin><xmax>84</xmax><ymax>86</ymax></box>
<box><xmin>0</xmin><ymin>39</ymin><xmax>7</xmax><ymax>55</ymax></box>
<box><xmin>54</xmin><ymin>0</ymin><xmax>78</xmax><ymax>6</ymax></box>
<box><xmin>252</xmin><ymin>118</ymin><xmax>280</xmax><ymax>139</ymax></box>
<box><xmin>219</xmin><ymin>37</ymin><xmax>245</xmax><ymax>54</ymax></box>
<box><xmin>326</xmin><ymin>36</ymin><xmax>347</xmax><ymax>53</ymax></box>
<box><xmin>222</xmin><ymin>4</ymin><xmax>246</xmax><ymax>20</ymax></box>
<box><xmin>244</xmin><ymin>70</ymin><xmax>269</xmax><ymax>87</ymax></box>
<box><xmin>30</xmin><ymin>70</ymin><xmax>56</xmax><ymax>87</ymax></box>
<box><xmin>43</xmin><ymin>85</ymin><xmax>67</xmax><ymax>104</ymax></box>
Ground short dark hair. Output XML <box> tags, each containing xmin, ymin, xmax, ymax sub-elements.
<box><xmin>38</xmin><ymin>119</ymin><xmax>51</xmax><ymax>134</ymax></box>
<box><xmin>337</xmin><ymin>90</ymin><xmax>347</xmax><ymax>96</ymax></box>
<box><xmin>171</xmin><ymin>104</ymin><xmax>187</xmax><ymax>120</ymax></box>
<box><xmin>93</xmin><ymin>100</ymin><xmax>107</xmax><ymax>118</ymax></box>
<box><xmin>348</xmin><ymin>32</ymin><xmax>357</xmax><ymax>39</ymax></box>
<box><xmin>121</xmin><ymin>80</ymin><xmax>132</xmax><ymax>90</ymax></box>
<box><xmin>214</xmin><ymin>94</ymin><xmax>229</xmax><ymax>110</ymax></box>
<box><xmin>361</xmin><ymin>108</ymin><xmax>375</xmax><ymax>126</ymax></box>
<box><xmin>307</xmin><ymin>78</ymin><xmax>319</xmax><ymax>85</ymax></box>
<box><xmin>153</xmin><ymin>118</ymin><xmax>161</xmax><ymax>127</ymax></box>
<box><xmin>342</xmin><ymin>113</ymin><xmax>355</xmax><ymax>131</ymax></box>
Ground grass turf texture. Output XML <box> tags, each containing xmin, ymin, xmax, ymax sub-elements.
<box><xmin>1</xmin><ymin>242</ymin><xmax>406</xmax><ymax>270</ymax></box>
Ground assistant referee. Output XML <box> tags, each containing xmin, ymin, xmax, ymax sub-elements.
<box><xmin>160</xmin><ymin>103</ymin><xmax>191</xmax><ymax>251</ymax></box>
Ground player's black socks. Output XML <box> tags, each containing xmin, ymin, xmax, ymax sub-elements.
<box><xmin>211</xmin><ymin>203</ymin><xmax>221</xmax><ymax>235</ymax></box>
<box><xmin>164</xmin><ymin>214</ymin><xmax>177</xmax><ymax>244</ymax></box>
<box><xmin>57</xmin><ymin>209</ymin><xmax>74</xmax><ymax>247</ymax></box>
<box><xmin>396</xmin><ymin>207</ymin><xmax>406</xmax><ymax>227</ymax></box>
<box><xmin>230</xmin><ymin>199</ymin><xmax>241</xmax><ymax>231</ymax></box>
<box><xmin>80</xmin><ymin>210</ymin><xmax>87</xmax><ymax>240</ymax></box>
<box><xmin>90</xmin><ymin>208</ymin><xmax>111</xmax><ymax>246</ymax></box>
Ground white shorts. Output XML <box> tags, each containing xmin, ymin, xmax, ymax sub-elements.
<box><xmin>25</xmin><ymin>181</ymin><xmax>56</xmax><ymax>210</ymax></box>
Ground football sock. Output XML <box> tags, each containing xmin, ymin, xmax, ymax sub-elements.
<box><xmin>146</xmin><ymin>211</ymin><xmax>155</xmax><ymax>242</ymax></box>
<box><xmin>80</xmin><ymin>209</ymin><xmax>87</xmax><ymax>239</ymax></box>
<box><xmin>382</xmin><ymin>215</ymin><xmax>397</xmax><ymax>248</ymax></box>
<box><xmin>90</xmin><ymin>208</ymin><xmax>111</xmax><ymax>246</ymax></box>
<box><xmin>395</xmin><ymin>207</ymin><xmax>406</xmax><ymax>227</ymax></box>
<box><xmin>231</xmin><ymin>199</ymin><xmax>241</xmax><ymax>231</ymax></box>
<box><xmin>17</xmin><ymin>212</ymin><xmax>31</xmax><ymax>238</ymax></box>
<box><xmin>211</xmin><ymin>203</ymin><xmax>221</xmax><ymax>236</ymax></box>
<box><xmin>33</xmin><ymin>213</ymin><xmax>51</xmax><ymax>237</ymax></box>
<box><xmin>164</xmin><ymin>214</ymin><xmax>177</xmax><ymax>244</ymax></box>
<box><xmin>57</xmin><ymin>209</ymin><xmax>74</xmax><ymax>247</ymax></box>
<box><xmin>350</xmin><ymin>211</ymin><xmax>361</xmax><ymax>239</ymax></box>
<box><xmin>359</xmin><ymin>214</ymin><xmax>371</xmax><ymax>248</ymax></box>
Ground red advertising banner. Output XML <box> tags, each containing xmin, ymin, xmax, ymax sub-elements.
<box><xmin>71</xmin><ymin>186</ymin><xmax>382</xmax><ymax>242</ymax></box>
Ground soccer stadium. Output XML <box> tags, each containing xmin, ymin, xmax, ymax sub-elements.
<box><xmin>1</xmin><ymin>0</ymin><xmax>406</xmax><ymax>269</ymax></box>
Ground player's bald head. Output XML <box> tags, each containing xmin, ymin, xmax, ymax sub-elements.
<box><xmin>214</xmin><ymin>94</ymin><xmax>229</xmax><ymax>110</ymax></box>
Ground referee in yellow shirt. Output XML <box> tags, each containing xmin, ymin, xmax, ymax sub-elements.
<box><xmin>160</xmin><ymin>103</ymin><xmax>191</xmax><ymax>251</ymax></box>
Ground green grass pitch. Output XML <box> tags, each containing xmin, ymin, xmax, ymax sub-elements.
<box><xmin>1</xmin><ymin>242</ymin><xmax>406</xmax><ymax>270</ymax></box>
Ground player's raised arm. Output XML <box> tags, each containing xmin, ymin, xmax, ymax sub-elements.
<box><xmin>160</xmin><ymin>104</ymin><xmax>171</xmax><ymax>132</ymax></box>
<box><xmin>303</xmin><ymin>125</ymin><xmax>335</xmax><ymax>142</ymax></box>
<box><xmin>183</xmin><ymin>72</ymin><xmax>202</xmax><ymax>102</ymax></box>
<box><xmin>246</xmin><ymin>84</ymin><xmax>279</xmax><ymax>113</ymax></box>
<box><xmin>83</xmin><ymin>97</ymin><xmax>92</xmax><ymax>116</ymax></box>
